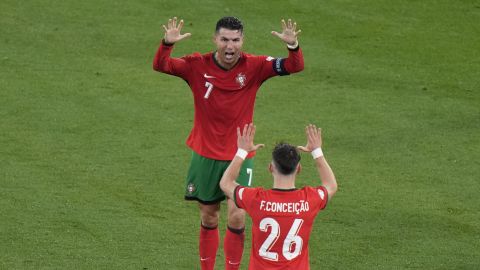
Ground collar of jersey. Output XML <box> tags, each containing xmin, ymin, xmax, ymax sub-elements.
<box><xmin>213</xmin><ymin>51</ymin><xmax>243</xmax><ymax>71</ymax></box>
<box><xmin>271</xmin><ymin>188</ymin><xmax>297</xmax><ymax>192</ymax></box>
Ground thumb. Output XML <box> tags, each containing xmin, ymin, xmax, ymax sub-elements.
<box><xmin>254</xmin><ymin>144</ymin><xmax>265</xmax><ymax>151</ymax></box>
<box><xmin>297</xmin><ymin>146</ymin><xmax>309</xmax><ymax>152</ymax></box>
<box><xmin>180</xmin><ymin>33</ymin><xmax>192</xmax><ymax>40</ymax></box>
<box><xmin>271</xmin><ymin>31</ymin><xmax>282</xmax><ymax>39</ymax></box>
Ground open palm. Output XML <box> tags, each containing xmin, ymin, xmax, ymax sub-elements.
<box><xmin>271</xmin><ymin>19</ymin><xmax>301</xmax><ymax>45</ymax></box>
<box><xmin>162</xmin><ymin>17</ymin><xmax>191</xmax><ymax>44</ymax></box>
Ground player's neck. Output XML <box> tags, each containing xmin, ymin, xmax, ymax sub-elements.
<box><xmin>272</xmin><ymin>176</ymin><xmax>296</xmax><ymax>189</ymax></box>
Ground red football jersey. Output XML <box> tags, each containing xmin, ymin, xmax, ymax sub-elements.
<box><xmin>234</xmin><ymin>185</ymin><xmax>328</xmax><ymax>270</ymax></box>
<box><xmin>153</xmin><ymin>43</ymin><xmax>304</xmax><ymax>160</ymax></box>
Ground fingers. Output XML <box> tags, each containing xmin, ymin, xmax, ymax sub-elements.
<box><xmin>242</xmin><ymin>123</ymin><xmax>249</xmax><ymax>137</ymax></box>
<box><xmin>178</xmin><ymin>19</ymin><xmax>184</xmax><ymax>30</ymax></box>
<box><xmin>166</xmin><ymin>17</ymin><xmax>184</xmax><ymax>30</ymax></box>
<box><xmin>282</xmin><ymin>19</ymin><xmax>298</xmax><ymax>31</ymax></box>
<box><xmin>307</xmin><ymin>124</ymin><xmax>315</xmax><ymax>141</ymax></box>
<box><xmin>297</xmin><ymin>146</ymin><xmax>309</xmax><ymax>152</ymax></box>
<box><xmin>172</xmin><ymin>17</ymin><xmax>177</xmax><ymax>28</ymax></box>
<box><xmin>254</xmin><ymin>144</ymin><xmax>265</xmax><ymax>151</ymax></box>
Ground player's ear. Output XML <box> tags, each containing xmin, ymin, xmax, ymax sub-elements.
<box><xmin>212</xmin><ymin>32</ymin><xmax>219</xmax><ymax>43</ymax></box>
<box><xmin>268</xmin><ymin>162</ymin><xmax>274</xmax><ymax>174</ymax></box>
<box><xmin>296</xmin><ymin>164</ymin><xmax>302</xmax><ymax>175</ymax></box>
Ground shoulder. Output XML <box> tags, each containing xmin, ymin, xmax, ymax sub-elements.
<box><xmin>242</xmin><ymin>52</ymin><xmax>275</xmax><ymax>63</ymax></box>
<box><xmin>234</xmin><ymin>186</ymin><xmax>264</xmax><ymax>209</ymax></box>
<box><xmin>301</xmin><ymin>186</ymin><xmax>328</xmax><ymax>201</ymax></box>
<box><xmin>236</xmin><ymin>186</ymin><xmax>264</xmax><ymax>198</ymax></box>
<box><xmin>235</xmin><ymin>186</ymin><xmax>266</xmax><ymax>202</ymax></box>
<box><xmin>183</xmin><ymin>52</ymin><xmax>209</xmax><ymax>62</ymax></box>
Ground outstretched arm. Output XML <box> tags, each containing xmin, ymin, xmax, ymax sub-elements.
<box><xmin>298</xmin><ymin>124</ymin><xmax>338</xmax><ymax>199</ymax></box>
<box><xmin>153</xmin><ymin>17</ymin><xmax>192</xmax><ymax>77</ymax></box>
<box><xmin>220</xmin><ymin>124</ymin><xmax>265</xmax><ymax>200</ymax></box>
<box><xmin>269</xmin><ymin>19</ymin><xmax>304</xmax><ymax>75</ymax></box>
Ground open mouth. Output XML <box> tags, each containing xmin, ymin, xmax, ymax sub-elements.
<box><xmin>225</xmin><ymin>52</ymin><xmax>235</xmax><ymax>61</ymax></box>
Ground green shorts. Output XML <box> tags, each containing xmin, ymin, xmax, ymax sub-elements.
<box><xmin>184</xmin><ymin>151</ymin><xmax>254</xmax><ymax>204</ymax></box>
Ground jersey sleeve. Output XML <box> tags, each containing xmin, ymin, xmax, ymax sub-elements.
<box><xmin>307</xmin><ymin>186</ymin><xmax>329</xmax><ymax>211</ymax></box>
<box><xmin>234</xmin><ymin>186</ymin><xmax>261</xmax><ymax>212</ymax></box>
<box><xmin>152</xmin><ymin>41</ymin><xmax>194</xmax><ymax>80</ymax></box>
<box><xmin>257</xmin><ymin>46</ymin><xmax>305</xmax><ymax>81</ymax></box>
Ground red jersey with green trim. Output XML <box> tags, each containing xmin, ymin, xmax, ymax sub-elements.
<box><xmin>153</xmin><ymin>42</ymin><xmax>304</xmax><ymax>160</ymax></box>
<box><xmin>234</xmin><ymin>185</ymin><xmax>328</xmax><ymax>270</ymax></box>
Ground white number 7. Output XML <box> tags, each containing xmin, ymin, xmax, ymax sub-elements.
<box><xmin>246</xmin><ymin>168</ymin><xmax>253</xmax><ymax>186</ymax></box>
<box><xmin>204</xmin><ymin>82</ymin><xmax>214</xmax><ymax>99</ymax></box>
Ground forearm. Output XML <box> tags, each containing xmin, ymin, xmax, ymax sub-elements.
<box><xmin>219</xmin><ymin>157</ymin><xmax>243</xmax><ymax>199</ymax></box>
<box><xmin>152</xmin><ymin>40</ymin><xmax>187</xmax><ymax>75</ymax></box>
<box><xmin>282</xmin><ymin>46</ymin><xmax>304</xmax><ymax>73</ymax></box>
<box><xmin>315</xmin><ymin>156</ymin><xmax>337</xmax><ymax>198</ymax></box>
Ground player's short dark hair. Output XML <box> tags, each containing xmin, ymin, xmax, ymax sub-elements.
<box><xmin>215</xmin><ymin>16</ymin><xmax>243</xmax><ymax>33</ymax></box>
<box><xmin>272</xmin><ymin>143</ymin><xmax>301</xmax><ymax>175</ymax></box>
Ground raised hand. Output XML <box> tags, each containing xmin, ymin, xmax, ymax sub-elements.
<box><xmin>271</xmin><ymin>19</ymin><xmax>301</xmax><ymax>46</ymax></box>
<box><xmin>237</xmin><ymin>123</ymin><xmax>265</xmax><ymax>152</ymax></box>
<box><xmin>298</xmin><ymin>124</ymin><xmax>323</xmax><ymax>152</ymax></box>
<box><xmin>162</xmin><ymin>17</ymin><xmax>191</xmax><ymax>44</ymax></box>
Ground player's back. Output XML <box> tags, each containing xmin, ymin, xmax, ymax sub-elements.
<box><xmin>235</xmin><ymin>186</ymin><xmax>328</xmax><ymax>270</ymax></box>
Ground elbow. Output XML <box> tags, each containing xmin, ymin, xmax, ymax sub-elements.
<box><xmin>332</xmin><ymin>182</ymin><xmax>338</xmax><ymax>194</ymax></box>
<box><xmin>289</xmin><ymin>61</ymin><xmax>304</xmax><ymax>74</ymax></box>
<box><xmin>297</xmin><ymin>62</ymin><xmax>304</xmax><ymax>72</ymax></box>
<box><xmin>219</xmin><ymin>177</ymin><xmax>227</xmax><ymax>193</ymax></box>
<box><xmin>152</xmin><ymin>61</ymin><xmax>161</xmax><ymax>71</ymax></box>
<box><xmin>329</xmin><ymin>182</ymin><xmax>338</xmax><ymax>197</ymax></box>
<box><xmin>326</xmin><ymin>180</ymin><xmax>338</xmax><ymax>198</ymax></box>
<box><xmin>297</xmin><ymin>59</ymin><xmax>305</xmax><ymax>72</ymax></box>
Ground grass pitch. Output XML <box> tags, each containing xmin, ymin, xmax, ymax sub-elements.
<box><xmin>1</xmin><ymin>0</ymin><xmax>479</xmax><ymax>269</ymax></box>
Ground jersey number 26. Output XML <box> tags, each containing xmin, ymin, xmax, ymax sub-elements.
<box><xmin>259</xmin><ymin>218</ymin><xmax>304</xmax><ymax>261</ymax></box>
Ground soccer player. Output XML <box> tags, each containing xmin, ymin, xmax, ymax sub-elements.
<box><xmin>220</xmin><ymin>123</ymin><xmax>338</xmax><ymax>269</ymax></box>
<box><xmin>153</xmin><ymin>16</ymin><xmax>304</xmax><ymax>270</ymax></box>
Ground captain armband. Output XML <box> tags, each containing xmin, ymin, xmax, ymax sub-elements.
<box><xmin>272</xmin><ymin>58</ymin><xmax>290</xmax><ymax>76</ymax></box>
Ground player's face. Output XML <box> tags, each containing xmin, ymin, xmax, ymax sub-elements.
<box><xmin>213</xmin><ymin>28</ymin><xmax>244</xmax><ymax>70</ymax></box>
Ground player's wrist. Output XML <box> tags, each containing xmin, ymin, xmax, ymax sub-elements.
<box><xmin>162</xmin><ymin>38</ymin><xmax>174</xmax><ymax>46</ymax></box>
<box><xmin>286</xmin><ymin>40</ymin><xmax>299</xmax><ymax>50</ymax></box>
<box><xmin>311</xmin><ymin>148</ymin><xmax>324</xmax><ymax>159</ymax></box>
<box><xmin>235</xmin><ymin>148</ymin><xmax>248</xmax><ymax>160</ymax></box>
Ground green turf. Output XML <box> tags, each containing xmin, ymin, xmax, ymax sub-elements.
<box><xmin>1</xmin><ymin>0</ymin><xmax>479</xmax><ymax>269</ymax></box>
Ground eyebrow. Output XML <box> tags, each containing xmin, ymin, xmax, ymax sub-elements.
<box><xmin>221</xmin><ymin>37</ymin><xmax>241</xmax><ymax>41</ymax></box>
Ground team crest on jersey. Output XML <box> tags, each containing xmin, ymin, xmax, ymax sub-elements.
<box><xmin>236</xmin><ymin>73</ymin><xmax>246</xmax><ymax>88</ymax></box>
<box><xmin>187</xmin><ymin>183</ymin><xmax>196</xmax><ymax>194</ymax></box>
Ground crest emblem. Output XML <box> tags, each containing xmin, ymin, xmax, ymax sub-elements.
<box><xmin>236</xmin><ymin>73</ymin><xmax>246</xmax><ymax>88</ymax></box>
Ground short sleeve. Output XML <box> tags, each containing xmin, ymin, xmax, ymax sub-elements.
<box><xmin>234</xmin><ymin>186</ymin><xmax>260</xmax><ymax>211</ymax></box>
<box><xmin>316</xmin><ymin>186</ymin><xmax>329</xmax><ymax>210</ymax></box>
<box><xmin>306</xmin><ymin>186</ymin><xmax>329</xmax><ymax>211</ymax></box>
